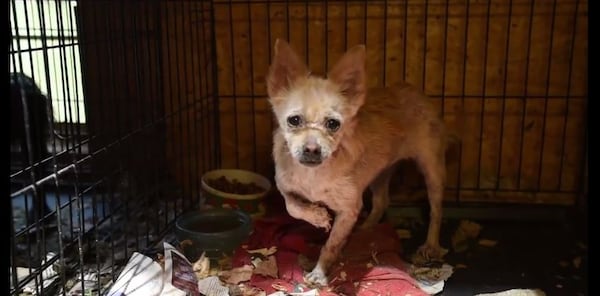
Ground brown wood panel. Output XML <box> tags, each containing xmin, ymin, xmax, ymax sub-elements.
<box><xmin>559</xmin><ymin>0</ymin><xmax>587</xmax><ymax>196</ymax></box>
<box><xmin>570</xmin><ymin>0</ymin><xmax>588</xmax><ymax>97</ymax></box>
<box><xmin>560</xmin><ymin>98</ymin><xmax>587</xmax><ymax>192</ymax></box>
<box><xmin>249</xmin><ymin>3</ymin><xmax>277</xmax><ymax>178</ymax></box>
<box><xmin>404</xmin><ymin>1</ymin><xmax>426</xmax><ymax>90</ymax></box>
<box><xmin>503</xmin><ymin>0</ymin><xmax>532</xmax><ymax>96</ymax></box>
<box><xmin>325</xmin><ymin>2</ymin><xmax>346</xmax><ymax>72</ymax></box>
<box><xmin>497</xmin><ymin>99</ymin><xmax>525</xmax><ymax>190</ymax></box>
<box><xmin>539</xmin><ymin>99</ymin><xmax>568</xmax><ymax>191</ymax></box>
<box><xmin>288</xmin><ymin>3</ymin><xmax>308</xmax><ymax>66</ymax></box>
<box><xmin>214</xmin><ymin>3</ymin><xmax>237</xmax><ymax>171</ymax></box>
<box><xmin>323</xmin><ymin>2</ymin><xmax>344</xmax><ymax>70</ymax></box>
<box><xmin>525</xmin><ymin>1</ymin><xmax>554</xmax><ymax>97</ymax></box>
<box><xmin>547</xmin><ymin>0</ymin><xmax>580</xmax><ymax>96</ymax></box>
<box><xmin>306</xmin><ymin>3</ymin><xmax>327</xmax><ymax>76</ymax></box>
<box><xmin>249</xmin><ymin>3</ymin><xmax>270</xmax><ymax>96</ymax></box>
<box><xmin>423</xmin><ymin>1</ymin><xmax>445</xmax><ymax>96</ymax></box>
<box><xmin>233</xmin><ymin>4</ymin><xmax>256</xmax><ymax>170</ymax></box>
<box><xmin>383</xmin><ymin>2</ymin><xmax>406</xmax><ymax>86</ymax></box>
<box><xmin>483</xmin><ymin>1</ymin><xmax>510</xmax><ymax>97</ymax></box>
<box><xmin>518</xmin><ymin>98</ymin><xmax>545</xmax><ymax>191</ymax></box>
<box><xmin>441</xmin><ymin>98</ymin><xmax>463</xmax><ymax>196</ymax></box>
<box><xmin>443</xmin><ymin>1</ymin><xmax>468</xmax><ymax>97</ymax></box>
<box><xmin>458</xmin><ymin>97</ymin><xmax>484</xmax><ymax>190</ymax></box>
<box><xmin>214</xmin><ymin>4</ymin><xmax>233</xmax><ymax>97</ymax></box>
<box><xmin>463</xmin><ymin>1</ymin><xmax>488</xmax><ymax>97</ymax></box>
<box><xmin>478</xmin><ymin>98</ymin><xmax>503</xmax><ymax>190</ymax></box>
<box><xmin>365</xmin><ymin>3</ymin><xmax>385</xmax><ymax>88</ymax></box>
<box><xmin>345</xmin><ymin>3</ymin><xmax>367</xmax><ymax>50</ymax></box>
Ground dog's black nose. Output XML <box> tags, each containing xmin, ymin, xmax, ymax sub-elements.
<box><xmin>302</xmin><ymin>144</ymin><xmax>321</xmax><ymax>157</ymax></box>
<box><xmin>300</xmin><ymin>143</ymin><xmax>323</xmax><ymax>166</ymax></box>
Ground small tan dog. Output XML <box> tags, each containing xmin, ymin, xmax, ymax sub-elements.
<box><xmin>266</xmin><ymin>39</ymin><xmax>448</xmax><ymax>286</ymax></box>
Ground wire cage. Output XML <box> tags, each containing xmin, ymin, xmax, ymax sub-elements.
<box><xmin>9</xmin><ymin>0</ymin><xmax>587</xmax><ymax>295</ymax></box>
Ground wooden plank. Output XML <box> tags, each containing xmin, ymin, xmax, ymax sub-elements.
<box><xmin>214</xmin><ymin>4</ymin><xmax>233</xmax><ymax>96</ymax></box>
<box><xmin>483</xmin><ymin>0</ymin><xmax>510</xmax><ymax>97</ymax></box>
<box><xmin>383</xmin><ymin>2</ymin><xmax>406</xmax><ymax>86</ymax></box>
<box><xmin>525</xmin><ymin>1</ymin><xmax>554</xmax><ymax>97</ymax></box>
<box><xmin>547</xmin><ymin>0</ymin><xmax>580</xmax><ymax>96</ymax></box>
<box><xmin>443</xmin><ymin>0</ymin><xmax>468</xmax><ymax>97</ymax></box>
<box><xmin>504</xmin><ymin>0</ymin><xmax>531</xmax><ymax>96</ymax></box>
<box><xmin>214</xmin><ymin>3</ymin><xmax>238</xmax><ymax>169</ymax></box>
<box><xmin>518</xmin><ymin>98</ymin><xmax>545</xmax><ymax>190</ymax></box>
<box><xmin>459</xmin><ymin>97</ymin><xmax>484</xmax><ymax>189</ymax></box>
<box><xmin>478</xmin><ymin>98</ymin><xmax>503</xmax><ymax>190</ymax></box>
<box><xmin>249</xmin><ymin>3</ymin><xmax>269</xmax><ymax>96</ymax></box>
<box><xmin>346</xmin><ymin>2</ymin><xmax>367</xmax><ymax>50</ymax></box>
<box><xmin>232</xmin><ymin>4</ymin><xmax>255</xmax><ymax>170</ymax></box>
<box><xmin>498</xmin><ymin>99</ymin><xmax>524</xmax><ymax>190</ymax></box>
<box><xmin>250</xmin><ymin>3</ymin><xmax>276</xmax><ymax>178</ymax></box>
<box><xmin>326</xmin><ymin>2</ymin><xmax>346</xmax><ymax>71</ymax></box>
<box><xmin>569</xmin><ymin>0</ymin><xmax>588</xmax><ymax>97</ymax></box>
<box><xmin>559</xmin><ymin>0</ymin><xmax>587</xmax><ymax>193</ymax></box>
<box><xmin>560</xmin><ymin>98</ymin><xmax>586</xmax><ymax>192</ymax></box>
<box><xmin>365</xmin><ymin>3</ymin><xmax>385</xmax><ymax>88</ymax></box>
<box><xmin>539</xmin><ymin>99</ymin><xmax>568</xmax><ymax>191</ymax></box>
<box><xmin>288</xmin><ymin>3</ymin><xmax>308</xmax><ymax>66</ymax></box>
<box><xmin>306</xmin><ymin>2</ymin><xmax>327</xmax><ymax>76</ymax></box>
<box><xmin>219</xmin><ymin>98</ymin><xmax>237</xmax><ymax>169</ymax></box>
<box><xmin>423</xmin><ymin>0</ymin><xmax>446</xmax><ymax>96</ymax></box>
<box><xmin>404</xmin><ymin>1</ymin><xmax>426</xmax><ymax>90</ymax></box>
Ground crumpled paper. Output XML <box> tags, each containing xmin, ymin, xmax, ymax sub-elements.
<box><xmin>408</xmin><ymin>263</ymin><xmax>454</xmax><ymax>295</ymax></box>
<box><xmin>475</xmin><ymin>289</ymin><xmax>546</xmax><ymax>296</ymax></box>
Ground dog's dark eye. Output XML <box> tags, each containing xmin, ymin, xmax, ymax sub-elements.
<box><xmin>325</xmin><ymin>119</ymin><xmax>341</xmax><ymax>132</ymax></box>
<box><xmin>287</xmin><ymin>115</ymin><xmax>302</xmax><ymax>127</ymax></box>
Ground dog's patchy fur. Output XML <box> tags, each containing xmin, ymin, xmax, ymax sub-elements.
<box><xmin>266</xmin><ymin>39</ymin><xmax>448</xmax><ymax>286</ymax></box>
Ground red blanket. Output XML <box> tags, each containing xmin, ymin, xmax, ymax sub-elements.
<box><xmin>231</xmin><ymin>213</ymin><xmax>428</xmax><ymax>296</ymax></box>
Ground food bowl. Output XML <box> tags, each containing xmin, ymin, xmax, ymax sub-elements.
<box><xmin>175</xmin><ymin>208</ymin><xmax>253</xmax><ymax>261</ymax></box>
<box><xmin>201</xmin><ymin>169</ymin><xmax>271</xmax><ymax>216</ymax></box>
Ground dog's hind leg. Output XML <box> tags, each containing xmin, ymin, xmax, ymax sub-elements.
<box><xmin>412</xmin><ymin>143</ymin><xmax>448</xmax><ymax>265</ymax></box>
<box><xmin>359</xmin><ymin>166</ymin><xmax>394</xmax><ymax>229</ymax></box>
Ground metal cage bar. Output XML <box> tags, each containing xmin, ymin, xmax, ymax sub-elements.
<box><xmin>9</xmin><ymin>0</ymin><xmax>219</xmax><ymax>295</ymax></box>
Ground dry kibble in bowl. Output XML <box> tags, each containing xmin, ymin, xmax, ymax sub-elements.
<box><xmin>207</xmin><ymin>176</ymin><xmax>265</xmax><ymax>195</ymax></box>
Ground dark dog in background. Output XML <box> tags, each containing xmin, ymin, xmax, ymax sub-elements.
<box><xmin>10</xmin><ymin>72</ymin><xmax>54</xmax><ymax>222</ymax></box>
<box><xmin>10</xmin><ymin>72</ymin><xmax>52</xmax><ymax>168</ymax></box>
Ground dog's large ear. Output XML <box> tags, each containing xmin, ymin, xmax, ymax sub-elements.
<box><xmin>328</xmin><ymin>45</ymin><xmax>366</xmax><ymax>114</ymax></box>
<box><xmin>267</xmin><ymin>39</ymin><xmax>309</xmax><ymax>99</ymax></box>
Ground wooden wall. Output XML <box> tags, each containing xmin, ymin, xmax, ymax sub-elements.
<box><xmin>212</xmin><ymin>0</ymin><xmax>588</xmax><ymax>205</ymax></box>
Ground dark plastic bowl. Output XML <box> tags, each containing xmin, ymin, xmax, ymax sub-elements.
<box><xmin>175</xmin><ymin>208</ymin><xmax>253</xmax><ymax>261</ymax></box>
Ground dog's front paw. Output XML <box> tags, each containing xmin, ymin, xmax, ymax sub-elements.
<box><xmin>411</xmin><ymin>243</ymin><xmax>449</xmax><ymax>266</ymax></box>
<box><xmin>308</xmin><ymin>204</ymin><xmax>332</xmax><ymax>232</ymax></box>
<box><xmin>304</xmin><ymin>266</ymin><xmax>328</xmax><ymax>287</ymax></box>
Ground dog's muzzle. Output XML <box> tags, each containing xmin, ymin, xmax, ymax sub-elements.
<box><xmin>299</xmin><ymin>144</ymin><xmax>322</xmax><ymax>166</ymax></box>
